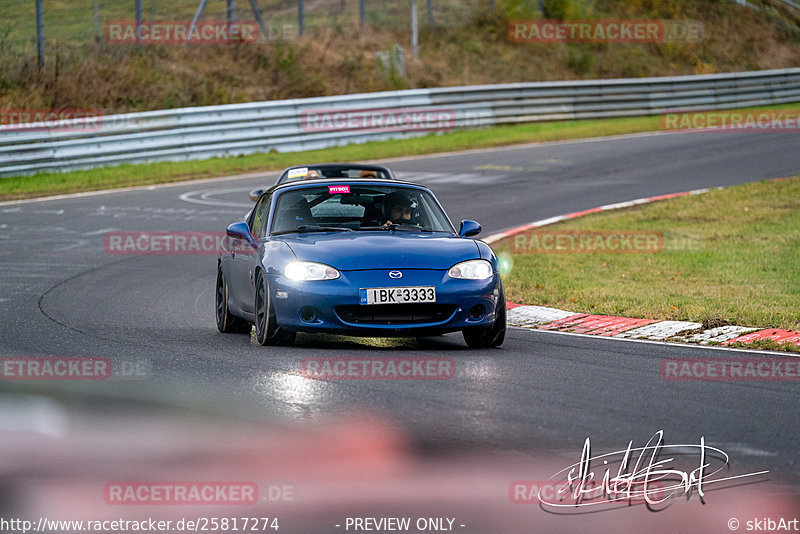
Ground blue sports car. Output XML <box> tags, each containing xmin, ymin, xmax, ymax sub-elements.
<box><xmin>216</xmin><ymin>178</ymin><xmax>505</xmax><ymax>348</ymax></box>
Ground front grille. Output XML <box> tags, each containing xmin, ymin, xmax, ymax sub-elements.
<box><xmin>335</xmin><ymin>304</ymin><xmax>457</xmax><ymax>325</ymax></box>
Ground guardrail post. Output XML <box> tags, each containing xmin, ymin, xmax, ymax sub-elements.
<box><xmin>427</xmin><ymin>0</ymin><xmax>434</xmax><ymax>28</ymax></box>
<box><xmin>360</xmin><ymin>0</ymin><xmax>366</xmax><ymax>27</ymax></box>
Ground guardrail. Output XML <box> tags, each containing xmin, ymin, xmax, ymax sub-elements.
<box><xmin>2</xmin><ymin>67</ymin><xmax>800</xmax><ymax>177</ymax></box>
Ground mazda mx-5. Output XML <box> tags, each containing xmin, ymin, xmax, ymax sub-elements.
<box><xmin>216</xmin><ymin>178</ymin><xmax>505</xmax><ymax>348</ymax></box>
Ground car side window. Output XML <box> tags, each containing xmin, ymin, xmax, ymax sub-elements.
<box><xmin>250</xmin><ymin>194</ymin><xmax>272</xmax><ymax>238</ymax></box>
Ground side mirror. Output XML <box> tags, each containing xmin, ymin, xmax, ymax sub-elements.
<box><xmin>249</xmin><ymin>188</ymin><xmax>265</xmax><ymax>202</ymax></box>
<box><xmin>459</xmin><ymin>220</ymin><xmax>482</xmax><ymax>237</ymax></box>
<box><xmin>226</xmin><ymin>221</ymin><xmax>254</xmax><ymax>244</ymax></box>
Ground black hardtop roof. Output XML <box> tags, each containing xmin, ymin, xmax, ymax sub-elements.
<box><xmin>265</xmin><ymin>178</ymin><xmax>426</xmax><ymax>196</ymax></box>
<box><xmin>280</xmin><ymin>162</ymin><xmax>392</xmax><ymax>172</ymax></box>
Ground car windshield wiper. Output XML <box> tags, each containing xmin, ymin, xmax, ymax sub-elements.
<box><xmin>272</xmin><ymin>225</ymin><xmax>353</xmax><ymax>236</ymax></box>
<box><xmin>358</xmin><ymin>224</ymin><xmax>434</xmax><ymax>232</ymax></box>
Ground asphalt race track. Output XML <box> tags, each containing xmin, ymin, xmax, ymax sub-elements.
<box><xmin>2</xmin><ymin>129</ymin><xmax>799</xmax><ymax>510</ymax></box>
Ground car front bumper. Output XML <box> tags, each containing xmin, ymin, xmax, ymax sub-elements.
<box><xmin>268</xmin><ymin>269</ymin><xmax>502</xmax><ymax>336</ymax></box>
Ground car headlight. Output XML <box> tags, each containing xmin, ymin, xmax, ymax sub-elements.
<box><xmin>448</xmin><ymin>259</ymin><xmax>493</xmax><ymax>280</ymax></box>
<box><xmin>284</xmin><ymin>261</ymin><xmax>340</xmax><ymax>281</ymax></box>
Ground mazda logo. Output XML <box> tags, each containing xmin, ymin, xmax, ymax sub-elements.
<box><xmin>388</xmin><ymin>270</ymin><xmax>403</xmax><ymax>279</ymax></box>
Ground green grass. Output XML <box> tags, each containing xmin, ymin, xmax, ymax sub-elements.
<box><xmin>497</xmin><ymin>176</ymin><xmax>800</xmax><ymax>334</ymax></box>
<box><xmin>2</xmin><ymin>102</ymin><xmax>798</xmax><ymax>201</ymax></box>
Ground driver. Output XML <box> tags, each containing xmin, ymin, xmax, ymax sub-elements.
<box><xmin>382</xmin><ymin>192</ymin><xmax>416</xmax><ymax>226</ymax></box>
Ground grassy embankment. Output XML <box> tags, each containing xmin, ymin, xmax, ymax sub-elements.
<box><xmin>496</xmin><ymin>176</ymin><xmax>800</xmax><ymax>349</ymax></box>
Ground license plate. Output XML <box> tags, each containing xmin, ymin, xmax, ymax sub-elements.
<box><xmin>360</xmin><ymin>286</ymin><xmax>436</xmax><ymax>305</ymax></box>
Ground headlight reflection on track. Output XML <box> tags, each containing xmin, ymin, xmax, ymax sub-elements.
<box><xmin>255</xmin><ymin>372</ymin><xmax>324</xmax><ymax>406</ymax></box>
<box><xmin>459</xmin><ymin>360</ymin><xmax>502</xmax><ymax>382</ymax></box>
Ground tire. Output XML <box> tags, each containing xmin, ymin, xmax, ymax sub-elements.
<box><xmin>216</xmin><ymin>266</ymin><xmax>252</xmax><ymax>334</ymax></box>
<box><xmin>254</xmin><ymin>271</ymin><xmax>296</xmax><ymax>346</ymax></box>
<box><xmin>462</xmin><ymin>284</ymin><xmax>506</xmax><ymax>349</ymax></box>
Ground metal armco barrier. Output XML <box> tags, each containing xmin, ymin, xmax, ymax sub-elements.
<box><xmin>1</xmin><ymin>68</ymin><xmax>800</xmax><ymax>177</ymax></box>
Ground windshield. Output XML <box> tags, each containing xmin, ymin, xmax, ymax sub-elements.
<box><xmin>270</xmin><ymin>185</ymin><xmax>453</xmax><ymax>234</ymax></box>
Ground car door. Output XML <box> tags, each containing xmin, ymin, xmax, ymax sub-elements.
<box><xmin>230</xmin><ymin>193</ymin><xmax>270</xmax><ymax>313</ymax></box>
